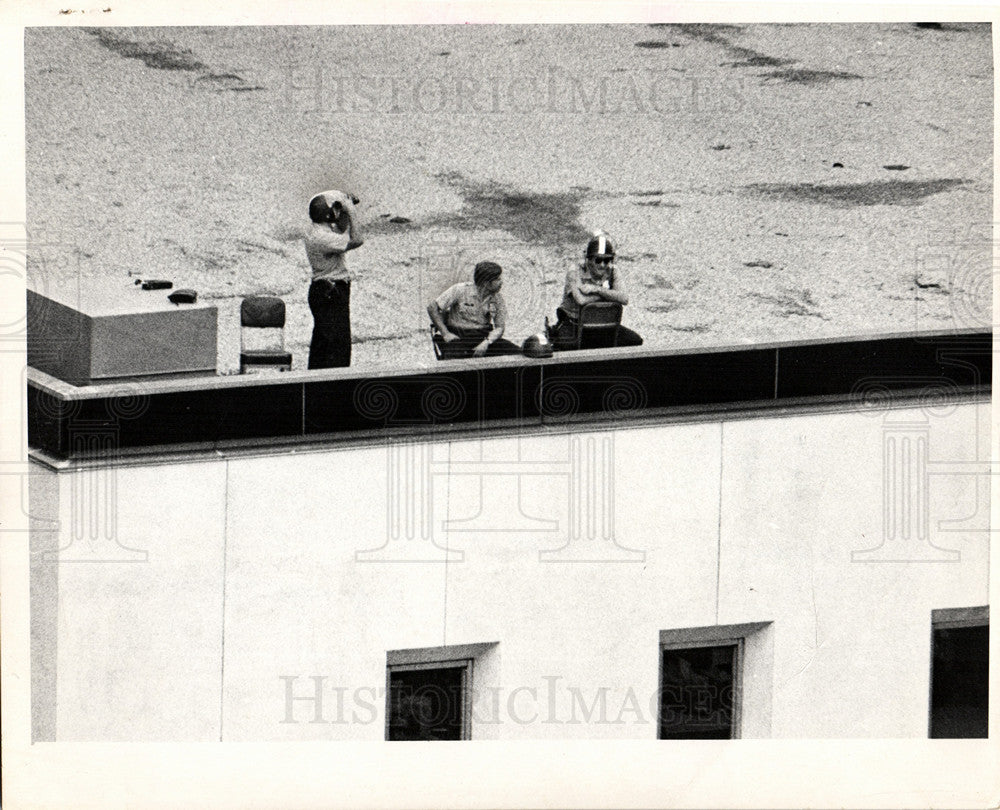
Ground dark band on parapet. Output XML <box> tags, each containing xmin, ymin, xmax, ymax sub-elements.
<box><xmin>27</xmin><ymin>329</ymin><xmax>993</xmax><ymax>464</ymax></box>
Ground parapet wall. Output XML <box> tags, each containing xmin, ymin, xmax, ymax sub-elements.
<box><xmin>27</xmin><ymin>329</ymin><xmax>992</xmax><ymax>463</ymax></box>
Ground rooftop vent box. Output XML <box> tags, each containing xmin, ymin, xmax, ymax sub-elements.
<box><xmin>27</xmin><ymin>279</ymin><xmax>217</xmax><ymax>385</ymax></box>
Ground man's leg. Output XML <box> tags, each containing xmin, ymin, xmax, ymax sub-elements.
<box><xmin>616</xmin><ymin>326</ymin><xmax>643</xmax><ymax>347</ymax></box>
<box><xmin>307</xmin><ymin>280</ymin><xmax>334</xmax><ymax>369</ymax></box>
<box><xmin>548</xmin><ymin>312</ymin><xmax>578</xmax><ymax>351</ymax></box>
<box><xmin>438</xmin><ymin>329</ymin><xmax>481</xmax><ymax>360</ymax></box>
<box><xmin>486</xmin><ymin>337</ymin><xmax>521</xmax><ymax>356</ymax></box>
<box><xmin>438</xmin><ymin>340</ymin><xmax>469</xmax><ymax>360</ymax></box>
<box><xmin>327</xmin><ymin>281</ymin><xmax>352</xmax><ymax>367</ymax></box>
<box><xmin>308</xmin><ymin>279</ymin><xmax>352</xmax><ymax>369</ymax></box>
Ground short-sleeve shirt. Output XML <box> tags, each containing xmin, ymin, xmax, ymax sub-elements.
<box><xmin>435</xmin><ymin>282</ymin><xmax>506</xmax><ymax>332</ymax></box>
<box><xmin>304</xmin><ymin>222</ymin><xmax>351</xmax><ymax>281</ymax></box>
<box><xmin>559</xmin><ymin>265</ymin><xmax>615</xmax><ymax>319</ymax></box>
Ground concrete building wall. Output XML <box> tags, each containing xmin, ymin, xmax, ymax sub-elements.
<box><xmin>718</xmin><ymin>405</ymin><xmax>989</xmax><ymax>738</ymax></box>
<box><xmin>30</xmin><ymin>400</ymin><xmax>989</xmax><ymax>740</ymax></box>
<box><xmin>31</xmin><ymin>460</ymin><xmax>228</xmax><ymax>741</ymax></box>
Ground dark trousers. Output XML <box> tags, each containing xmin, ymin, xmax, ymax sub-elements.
<box><xmin>436</xmin><ymin>327</ymin><xmax>520</xmax><ymax>360</ymax></box>
<box><xmin>549</xmin><ymin>308</ymin><xmax>643</xmax><ymax>351</ymax></box>
<box><xmin>308</xmin><ymin>278</ymin><xmax>351</xmax><ymax>369</ymax></box>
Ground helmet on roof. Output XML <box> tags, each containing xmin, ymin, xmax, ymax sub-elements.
<box><xmin>522</xmin><ymin>332</ymin><xmax>554</xmax><ymax>359</ymax></box>
<box><xmin>585</xmin><ymin>231</ymin><xmax>615</xmax><ymax>259</ymax></box>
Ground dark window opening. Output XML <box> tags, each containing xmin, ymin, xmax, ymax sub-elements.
<box><xmin>930</xmin><ymin>623</ymin><xmax>988</xmax><ymax>738</ymax></box>
<box><xmin>387</xmin><ymin>663</ymin><xmax>468</xmax><ymax>741</ymax></box>
<box><xmin>659</xmin><ymin>643</ymin><xmax>737</xmax><ymax>740</ymax></box>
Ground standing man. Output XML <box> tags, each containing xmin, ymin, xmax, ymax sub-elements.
<box><xmin>427</xmin><ymin>261</ymin><xmax>520</xmax><ymax>359</ymax></box>
<box><xmin>305</xmin><ymin>189</ymin><xmax>364</xmax><ymax>369</ymax></box>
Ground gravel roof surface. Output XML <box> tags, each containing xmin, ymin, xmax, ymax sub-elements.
<box><xmin>25</xmin><ymin>23</ymin><xmax>993</xmax><ymax>373</ymax></box>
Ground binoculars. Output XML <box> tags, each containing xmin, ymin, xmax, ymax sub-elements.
<box><xmin>328</xmin><ymin>195</ymin><xmax>361</xmax><ymax>221</ymax></box>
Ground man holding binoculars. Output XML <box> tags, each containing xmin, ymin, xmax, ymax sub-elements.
<box><xmin>304</xmin><ymin>189</ymin><xmax>364</xmax><ymax>369</ymax></box>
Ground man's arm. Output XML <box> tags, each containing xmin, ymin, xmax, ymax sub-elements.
<box><xmin>588</xmin><ymin>283</ymin><xmax>628</xmax><ymax>306</ymax></box>
<box><xmin>567</xmin><ymin>268</ymin><xmax>601</xmax><ymax>306</ymax></box>
<box><xmin>427</xmin><ymin>290</ymin><xmax>459</xmax><ymax>342</ymax></box>
<box><xmin>586</xmin><ymin>270</ymin><xmax>629</xmax><ymax>306</ymax></box>
<box><xmin>341</xmin><ymin>199</ymin><xmax>364</xmax><ymax>251</ymax></box>
<box><xmin>484</xmin><ymin>295</ymin><xmax>507</xmax><ymax>345</ymax></box>
<box><xmin>309</xmin><ymin>225</ymin><xmax>352</xmax><ymax>260</ymax></box>
<box><xmin>570</xmin><ymin>285</ymin><xmax>600</xmax><ymax>306</ymax></box>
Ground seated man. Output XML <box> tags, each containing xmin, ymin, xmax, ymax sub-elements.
<box><xmin>549</xmin><ymin>231</ymin><xmax>643</xmax><ymax>350</ymax></box>
<box><xmin>428</xmin><ymin>261</ymin><xmax>520</xmax><ymax>359</ymax></box>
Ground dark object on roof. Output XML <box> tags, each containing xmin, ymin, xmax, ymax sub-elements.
<box><xmin>522</xmin><ymin>333</ymin><xmax>554</xmax><ymax>359</ymax></box>
<box><xmin>168</xmin><ymin>288</ymin><xmax>198</xmax><ymax>305</ymax></box>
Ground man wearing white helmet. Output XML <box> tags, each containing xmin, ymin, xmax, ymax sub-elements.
<box><xmin>549</xmin><ymin>231</ymin><xmax>643</xmax><ymax>350</ymax></box>
<box><xmin>304</xmin><ymin>189</ymin><xmax>364</xmax><ymax>369</ymax></box>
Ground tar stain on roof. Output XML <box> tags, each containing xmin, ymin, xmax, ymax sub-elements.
<box><xmin>87</xmin><ymin>28</ymin><xmax>207</xmax><ymax>71</ymax></box>
<box><xmin>424</xmin><ymin>171</ymin><xmax>592</xmax><ymax>248</ymax></box>
<box><xmin>761</xmin><ymin>68</ymin><xmax>864</xmax><ymax>84</ymax></box>
<box><xmin>745</xmin><ymin>178</ymin><xmax>970</xmax><ymax>207</ymax></box>
<box><xmin>87</xmin><ymin>29</ymin><xmax>264</xmax><ymax>91</ymax></box>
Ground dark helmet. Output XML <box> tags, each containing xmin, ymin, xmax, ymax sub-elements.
<box><xmin>522</xmin><ymin>333</ymin><xmax>554</xmax><ymax>359</ymax></box>
<box><xmin>309</xmin><ymin>193</ymin><xmax>341</xmax><ymax>223</ymax></box>
<box><xmin>585</xmin><ymin>231</ymin><xmax>615</xmax><ymax>259</ymax></box>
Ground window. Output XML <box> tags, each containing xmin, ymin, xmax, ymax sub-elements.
<box><xmin>659</xmin><ymin>641</ymin><xmax>739</xmax><ymax>739</ymax></box>
<box><xmin>386</xmin><ymin>642</ymin><xmax>498</xmax><ymax>741</ymax></box>
<box><xmin>930</xmin><ymin>606</ymin><xmax>988</xmax><ymax>739</ymax></box>
<box><xmin>658</xmin><ymin>622</ymin><xmax>772</xmax><ymax>740</ymax></box>
<box><xmin>387</xmin><ymin>660</ymin><xmax>470</xmax><ymax>741</ymax></box>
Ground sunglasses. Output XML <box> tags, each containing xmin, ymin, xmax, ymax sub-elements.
<box><xmin>592</xmin><ymin>256</ymin><xmax>614</xmax><ymax>265</ymax></box>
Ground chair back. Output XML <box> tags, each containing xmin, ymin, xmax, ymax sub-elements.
<box><xmin>241</xmin><ymin>296</ymin><xmax>286</xmax><ymax>328</ymax></box>
<box><xmin>576</xmin><ymin>302</ymin><xmax>622</xmax><ymax>348</ymax></box>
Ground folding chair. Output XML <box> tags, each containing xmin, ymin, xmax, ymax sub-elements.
<box><xmin>576</xmin><ymin>302</ymin><xmax>623</xmax><ymax>349</ymax></box>
<box><xmin>239</xmin><ymin>296</ymin><xmax>292</xmax><ymax>373</ymax></box>
<box><xmin>548</xmin><ymin>302</ymin><xmax>623</xmax><ymax>350</ymax></box>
